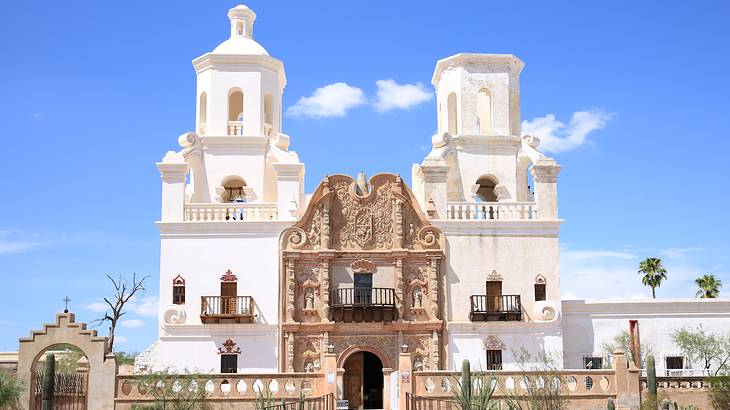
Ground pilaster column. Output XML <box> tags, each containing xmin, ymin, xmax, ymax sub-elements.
<box><xmin>286</xmin><ymin>332</ymin><xmax>295</xmax><ymax>372</ymax></box>
<box><xmin>320</xmin><ymin>254</ymin><xmax>334</xmax><ymax>321</ymax></box>
<box><xmin>394</xmin><ymin>257</ymin><xmax>405</xmax><ymax>319</ymax></box>
<box><xmin>428</xmin><ymin>257</ymin><xmax>440</xmax><ymax>319</ymax></box>
<box><xmin>157</xmin><ymin>152</ymin><xmax>188</xmax><ymax>222</ymax></box>
<box><xmin>398</xmin><ymin>348</ymin><xmax>413</xmax><ymax>410</ymax></box>
<box><xmin>419</xmin><ymin>164</ymin><xmax>449</xmax><ymax>219</ymax></box>
<box><xmin>285</xmin><ymin>256</ymin><xmax>298</xmax><ymax>322</ymax></box>
<box><xmin>272</xmin><ymin>163</ymin><xmax>304</xmax><ymax>221</ymax></box>
<box><xmin>530</xmin><ymin>159</ymin><xmax>561</xmax><ymax>220</ymax></box>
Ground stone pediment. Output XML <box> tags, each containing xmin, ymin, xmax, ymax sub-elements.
<box><xmin>282</xmin><ymin>173</ymin><xmax>443</xmax><ymax>252</ymax></box>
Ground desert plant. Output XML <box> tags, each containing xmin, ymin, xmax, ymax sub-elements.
<box><xmin>451</xmin><ymin>359</ymin><xmax>497</xmax><ymax>410</ymax></box>
<box><xmin>137</xmin><ymin>370</ymin><xmax>208</xmax><ymax>410</ymax></box>
<box><xmin>503</xmin><ymin>348</ymin><xmax>568</xmax><ymax>410</ymax></box>
<box><xmin>706</xmin><ymin>374</ymin><xmax>730</xmax><ymax>409</ymax></box>
<box><xmin>607</xmin><ymin>397</ymin><xmax>615</xmax><ymax>410</ymax></box>
<box><xmin>254</xmin><ymin>386</ymin><xmax>277</xmax><ymax>410</ymax></box>
<box><xmin>602</xmin><ymin>331</ymin><xmax>655</xmax><ymax>368</ymax></box>
<box><xmin>0</xmin><ymin>369</ymin><xmax>23</xmax><ymax>409</ymax></box>
<box><xmin>695</xmin><ymin>274</ymin><xmax>722</xmax><ymax>298</ymax></box>
<box><xmin>41</xmin><ymin>353</ymin><xmax>55</xmax><ymax>410</ymax></box>
<box><xmin>671</xmin><ymin>326</ymin><xmax>730</xmax><ymax>375</ymax></box>
<box><xmin>638</xmin><ymin>258</ymin><xmax>667</xmax><ymax>299</ymax></box>
<box><xmin>643</xmin><ymin>354</ymin><xmax>657</xmax><ymax>410</ymax></box>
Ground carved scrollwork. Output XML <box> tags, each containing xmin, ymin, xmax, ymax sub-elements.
<box><xmin>287</xmin><ymin>228</ymin><xmax>308</xmax><ymax>250</ymax></box>
<box><xmin>161</xmin><ymin>305</ymin><xmax>187</xmax><ymax>325</ymax></box>
<box><xmin>534</xmin><ymin>301</ymin><xmax>559</xmax><ymax>322</ymax></box>
<box><xmin>484</xmin><ymin>335</ymin><xmax>506</xmax><ymax>350</ymax></box>
<box><xmin>351</xmin><ymin>259</ymin><xmax>376</xmax><ymax>273</ymax></box>
<box><xmin>417</xmin><ymin>227</ymin><xmax>441</xmax><ymax>249</ymax></box>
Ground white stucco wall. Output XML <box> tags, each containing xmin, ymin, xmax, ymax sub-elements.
<box><xmin>562</xmin><ymin>299</ymin><xmax>730</xmax><ymax>371</ymax></box>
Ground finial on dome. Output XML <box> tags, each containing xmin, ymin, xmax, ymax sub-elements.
<box><xmin>228</xmin><ymin>4</ymin><xmax>257</xmax><ymax>40</ymax></box>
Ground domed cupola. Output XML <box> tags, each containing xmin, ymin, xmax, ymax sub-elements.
<box><xmin>212</xmin><ymin>5</ymin><xmax>269</xmax><ymax>56</ymax></box>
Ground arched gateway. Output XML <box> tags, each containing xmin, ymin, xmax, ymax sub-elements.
<box><xmin>280</xmin><ymin>173</ymin><xmax>445</xmax><ymax>408</ymax></box>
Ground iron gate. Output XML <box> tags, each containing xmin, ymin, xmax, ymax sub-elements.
<box><xmin>33</xmin><ymin>370</ymin><xmax>88</xmax><ymax>410</ymax></box>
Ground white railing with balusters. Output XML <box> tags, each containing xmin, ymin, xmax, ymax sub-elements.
<box><xmin>445</xmin><ymin>202</ymin><xmax>538</xmax><ymax>221</ymax></box>
<box><xmin>184</xmin><ymin>203</ymin><xmax>278</xmax><ymax>222</ymax></box>
<box><xmin>227</xmin><ymin>121</ymin><xmax>244</xmax><ymax>135</ymax></box>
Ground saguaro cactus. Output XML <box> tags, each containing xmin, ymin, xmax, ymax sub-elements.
<box><xmin>41</xmin><ymin>352</ymin><xmax>55</xmax><ymax>410</ymax></box>
<box><xmin>608</xmin><ymin>397</ymin><xmax>615</xmax><ymax>410</ymax></box>
<box><xmin>461</xmin><ymin>359</ymin><xmax>472</xmax><ymax>403</ymax></box>
<box><xmin>646</xmin><ymin>354</ymin><xmax>657</xmax><ymax>409</ymax></box>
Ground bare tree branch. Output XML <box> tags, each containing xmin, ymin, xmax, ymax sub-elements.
<box><xmin>95</xmin><ymin>273</ymin><xmax>149</xmax><ymax>354</ymax></box>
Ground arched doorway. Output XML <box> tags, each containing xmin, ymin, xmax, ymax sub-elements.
<box><xmin>29</xmin><ymin>343</ymin><xmax>89</xmax><ymax>410</ymax></box>
<box><xmin>343</xmin><ymin>351</ymin><xmax>383</xmax><ymax>410</ymax></box>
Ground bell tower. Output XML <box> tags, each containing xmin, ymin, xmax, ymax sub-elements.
<box><xmin>158</xmin><ymin>4</ymin><xmax>304</xmax><ymax>220</ymax></box>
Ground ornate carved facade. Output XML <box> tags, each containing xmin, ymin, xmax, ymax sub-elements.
<box><xmin>279</xmin><ymin>173</ymin><xmax>445</xmax><ymax>372</ymax></box>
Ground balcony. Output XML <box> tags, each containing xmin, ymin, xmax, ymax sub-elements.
<box><xmin>469</xmin><ymin>295</ymin><xmax>522</xmax><ymax>322</ymax></box>
<box><xmin>227</xmin><ymin>121</ymin><xmax>244</xmax><ymax>135</ymax></box>
<box><xmin>329</xmin><ymin>288</ymin><xmax>397</xmax><ymax>323</ymax></box>
<box><xmin>445</xmin><ymin>202</ymin><xmax>538</xmax><ymax>221</ymax></box>
<box><xmin>184</xmin><ymin>203</ymin><xmax>278</xmax><ymax>222</ymax></box>
<box><xmin>200</xmin><ymin>296</ymin><xmax>255</xmax><ymax>324</ymax></box>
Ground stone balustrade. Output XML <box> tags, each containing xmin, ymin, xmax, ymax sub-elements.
<box><xmin>184</xmin><ymin>203</ymin><xmax>279</xmax><ymax>222</ymax></box>
<box><xmin>413</xmin><ymin>370</ymin><xmax>617</xmax><ymax>399</ymax></box>
<box><xmin>445</xmin><ymin>202</ymin><xmax>538</xmax><ymax>221</ymax></box>
<box><xmin>227</xmin><ymin>121</ymin><xmax>244</xmax><ymax>135</ymax></box>
<box><xmin>115</xmin><ymin>373</ymin><xmax>325</xmax><ymax>407</ymax></box>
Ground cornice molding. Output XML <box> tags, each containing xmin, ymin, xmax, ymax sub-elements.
<box><xmin>431</xmin><ymin>220</ymin><xmax>562</xmax><ymax>237</ymax></box>
<box><xmin>156</xmin><ymin>220</ymin><xmax>293</xmax><ymax>237</ymax></box>
<box><xmin>192</xmin><ymin>53</ymin><xmax>286</xmax><ymax>88</ymax></box>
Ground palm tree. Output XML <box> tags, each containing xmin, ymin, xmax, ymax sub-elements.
<box><xmin>695</xmin><ymin>274</ymin><xmax>722</xmax><ymax>298</ymax></box>
<box><xmin>638</xmin><ymin>257</ymin><xmax>667</xmax><ymax>299</ymax></box>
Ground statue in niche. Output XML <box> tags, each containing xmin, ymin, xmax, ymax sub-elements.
<box><xmin>412</xmin><ymin>287</ymin><xmax>423</xmax><ymax>308</ymax></box>
<box><xmin>304</xmin><ymin>359</ymin><xmax>315</xmax><ymax>373</ymax></box>
<box><xmin>413</xmin><ymin>355</ymin><xmax>424</xmax><ymax>371</ymax></box>
<box><xmin>305</xmin><ymin>288</ymin><xmax>315</xmax><ymax>310</ymax></box>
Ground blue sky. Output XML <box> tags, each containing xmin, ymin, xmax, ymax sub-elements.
<box><xmin>1</xmin><ymin>1</ymin><xmax>729</xmax><ymax>353</ymax></box>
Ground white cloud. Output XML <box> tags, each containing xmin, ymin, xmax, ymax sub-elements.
<box><xmin>115</xmin><ymin>336</ymin><xmax>128</xmax><ymax>345</ymax></box>
<box><xmin>0</xmin><ymin>230</ymin><xmax>45</xmax><ymax>254</ymax></box>
<box><xmin>85</xmin><ymin>301</ymin><xmax>108</xmax><ymax>313</ymax></box>
<box><xmin>373</xmin><ymin>79</ymin><xmax>432</xmax><ymax>112</ymax></box>
<box><xmin>286</xmin><ymin>82</ymin><xmax>367</xmax><ymax>118</ymax></box>
<box><xmin>660</xmin><ymin>247</ymin><xmax>708</xmax><ymax>259</ymax></box>
<box><xmin>561</xmin><ymin>249</ymin><xmax>635</xmax><ymax>262</ymax></box>
<box><xmin>120</xmin><ymin>319</ymin><xmax>145</xmax><ymax>328</ymax></box>
<box><xmin>521</xmin><ymin>109</ymin><xmax>613</xmax><ymax>153</ymax></box>
<box><xmin>128</xmin><ymin>296</ymin><xmax>159</xmax><ymax>317</ymax></box>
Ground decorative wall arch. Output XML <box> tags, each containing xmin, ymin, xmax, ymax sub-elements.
<box><xmin>535</xmin><ymin>274</ymin><xmax>547</xmax><ymax>284</ymax></box>
<box><xmin>337</xmin><ymin>344</ymin><xmax>392</xmax><ymax>369</ymax></box>
<box><xmin>17</xmin><ymin>313</ymin><xmax>117</xmax><ymax>410</ymax></box>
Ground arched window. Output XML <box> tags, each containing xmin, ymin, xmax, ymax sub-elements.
<box><xmin>447</xmin><ymin>92</ymin><xmax>458</xmax><ymax>135</ymax></box>
<box><xmin>228</xmin><ymin>89</ymin><xmax>244</xmax><ymax>135</ymax></box>
<box><xmin>172</xmin><ymin>275</ymin><xmax>186</xmax><ymax>305</ymax></box>
<box><xmin>221</xmin><ymin>176</ymin><xmax>247</xmax><ymax>203</ymax></box>
<box><xmin>476</xmin><ymin>88</ymin><xmax>492</xmax><ymax>135</ymax></box>
<box><xmin>534</xmin><ymin>275</ymin><xmax>546</xmax><ymax>301</ymax></box>
<box><xmin>475</xmin><ymin>176</ymin><xmax>498</xmax><ymax>202</ymax></box>
<box><xmin>198</xmin><ymin>92</ymin><xmax>207</xmax><ymax>135</ymax></box>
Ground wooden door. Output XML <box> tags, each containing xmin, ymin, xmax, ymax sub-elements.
<box><xmin>486</xmin><ymin>281</ymin><xmax>502</xmax><ymax>311</ymax></box>
<box><xmin>344</xmin><ymin>352</ymin><xmax>364</xmax><ymax>409</ymax></box>
<box><xmin>221</xmin><ymin>282</ymin><xmax>237</xmax><ymax>314</ymax></box>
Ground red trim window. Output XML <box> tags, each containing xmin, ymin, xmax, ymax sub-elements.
<box><xmin>172</xmin><ymin>275</ymin><xmax>186</xmax><ymax>305</ymax></box>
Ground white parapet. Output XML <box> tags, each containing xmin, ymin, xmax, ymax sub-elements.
<box><xmin>444</xmin><ymin>201</ymin><xmax>538</xmax><ymax>221</ymax></box>
<box><xmin>184</xmin><ymin>202</ymin><xmax>278</xmax><ymax>221</ymax></box>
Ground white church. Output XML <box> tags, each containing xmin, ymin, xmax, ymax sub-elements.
<box><xmin>141</xmin><ymin>5</ymin><xmax>730</xmax><ymax>408</ymax></box>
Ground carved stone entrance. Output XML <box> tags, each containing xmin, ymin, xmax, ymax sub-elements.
<box><xmin>343</xmin><ymin>351</ymin><xmax>383</xmax><ymax>410</ymax></box>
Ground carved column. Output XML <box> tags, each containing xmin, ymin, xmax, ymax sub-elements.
<box><xmin>432</xmin><ymin>331</ymin><xmax>440</xmax><ymax>370</ymax></box>
<box><xmin>395</xmin><ymin>257</ymin><xmax>404</xmax><ymax>318</ymax></box>
<box><xmin>395</xmin><ymin>199</ymin><xmax>403</xmax><ymax>248</ymax></box>
<box><xmin>286</xmin><ymin>332</ymin><xmax>295</xmax><ymax>372</ymax></box>
<box><xmin>320</xmin><ymin>255</ymin><xmax>332</xmax><ymax>321</ymax></box>
<box><xmin>428</xmin><ymin>257</ymin><xmax>440</xmax><ymax>319</ymax></box>
<box><xmin>321</xmin><ymin>182</ymin><xmax>331</xmax><ymax>249</ymax></box>
<box><xmin>286</xmin><ymin>257</ymin><xmax>298</xmax><ymax>322</ymax></box>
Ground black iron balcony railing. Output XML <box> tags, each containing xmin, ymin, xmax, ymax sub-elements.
<box><xmin>200</xmin><ymin>296</ymin><xmax>255</xmax><ymax>324</ymax></box>
<box><xmin>469</xmin><ymin>294</ymin><xmax>522</xmax><ymax>322</ymax></box>
<box><xmin>329</xmin><ymin>288</ymin><xmax>396</xmax><ymax>322</ymax></box>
